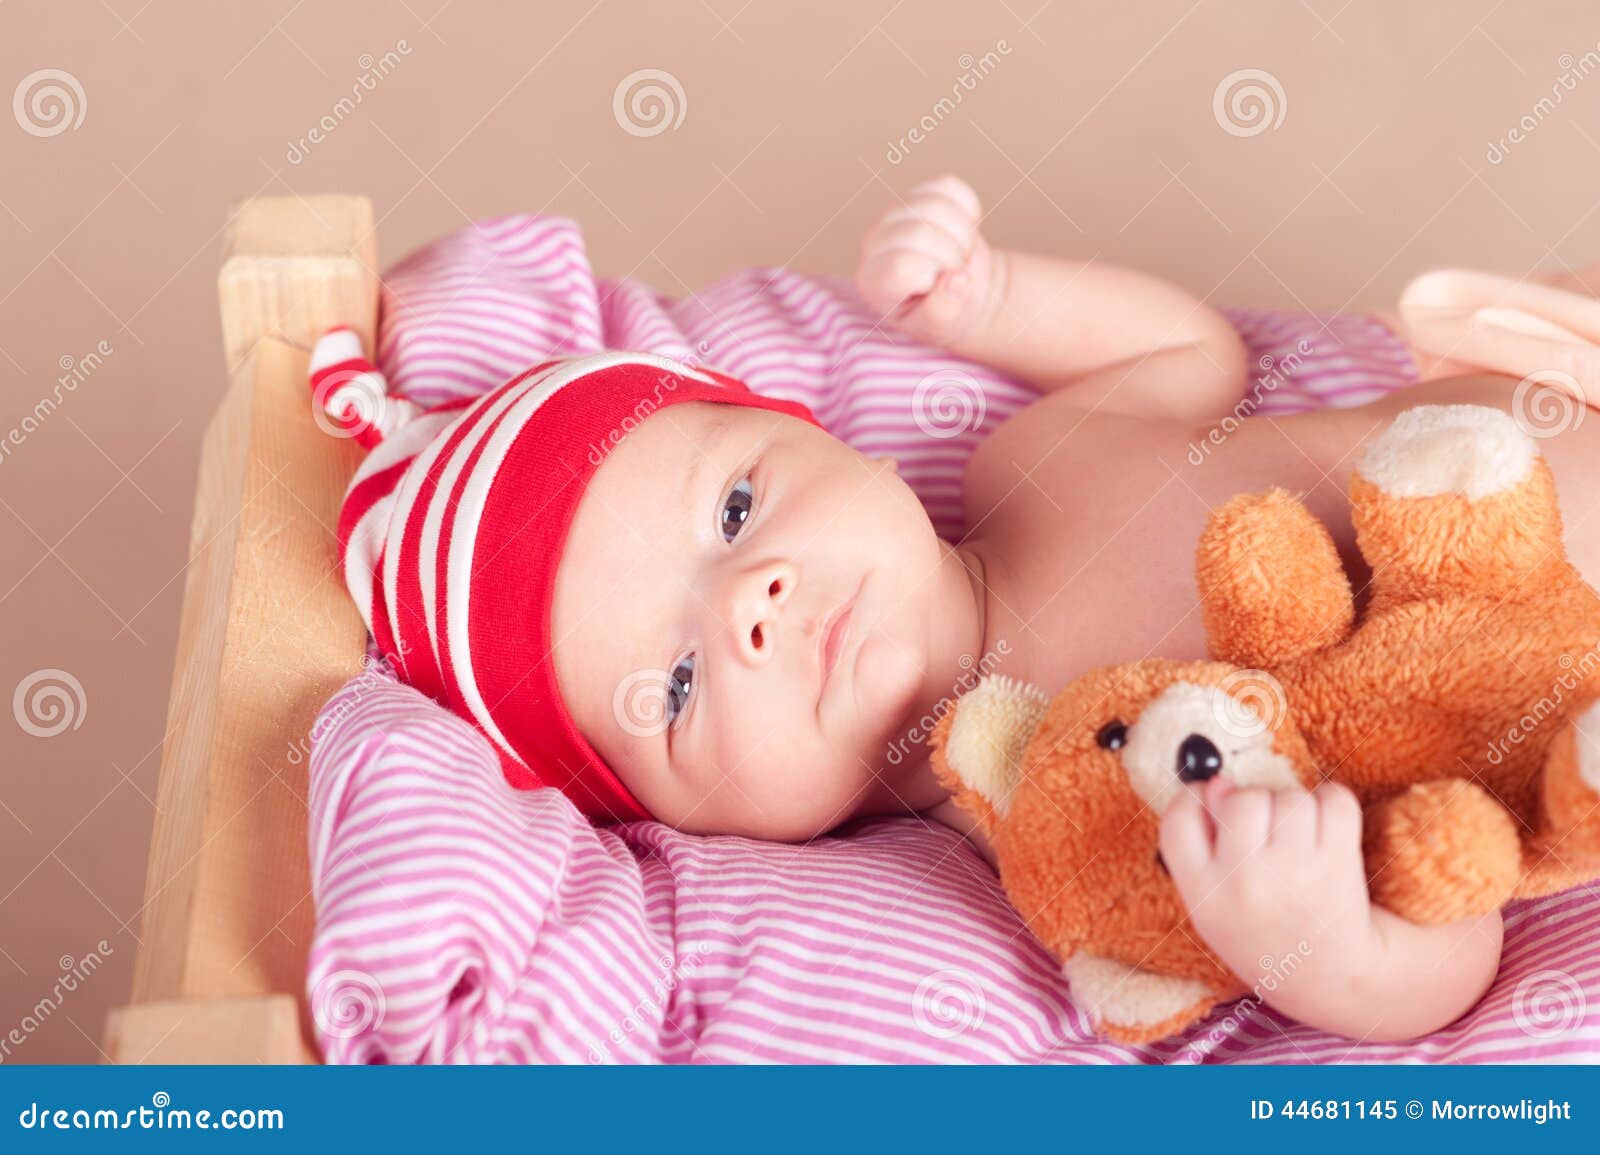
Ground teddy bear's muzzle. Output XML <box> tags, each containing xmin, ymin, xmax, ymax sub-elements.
<box><xmin>1119</xmin><ymin>681</ymin><xmax>1300</xmax><ymax>813</ymax></box>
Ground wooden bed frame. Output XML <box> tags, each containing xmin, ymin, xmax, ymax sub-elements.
<box><xmin>100</xmin><ymin>196</ymin><xmax>380</xmax><ymax>1064</ymax></box>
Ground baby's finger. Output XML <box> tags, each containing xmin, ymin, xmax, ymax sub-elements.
<box><xmin>1314</xmin><ymin>780</ymin><xmax>1363</xmax><ymax>851</ymax></box>
<box><xmin>1267</xmin><ymin>787</ymin><xmax>1317</xmax><ymax>848</ymax></box>
<box><xmin>902</xmin><ymin>268</ymin><xmax>974</xmax><ymax>337</ymax></box>
<box><xmin>867</xmin><ymin>198</ymin><xmax>975</xmax><ymax>256</ymax></box>
<box><xmin>1213</xmin><ymin>787</ymin><xmax>1273</xmax><ymax>862</ymax></box>
<box><xmin>906</xmin><ymin>174</ymin><xmax>982</xmax><ymax>221</ymax></box>
<box><xmin>863</xmin><ymin>217</ymin><xmax>968</xmax><ymax>273</ymax></box>
<box><xmin>856</xmin><ymin>247</ymin><xmax>943</xmax><ymax>309</ymax></box>
<box><xmin>1159</xmin><ymin>789</ymin><xmax>1215</xmax><ymax>878</ymax></box>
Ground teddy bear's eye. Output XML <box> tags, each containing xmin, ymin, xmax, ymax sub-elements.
<box><xmin>1095</xmin><ymin>720</ymin><xmax>1128</xmax><ymax>750</ymax></box>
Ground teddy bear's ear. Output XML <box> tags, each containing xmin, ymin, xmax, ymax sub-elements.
<box><xmin>929</xmin><ymin>675</ymin><xmax>1050</xmax><ymax>837</ymax></box>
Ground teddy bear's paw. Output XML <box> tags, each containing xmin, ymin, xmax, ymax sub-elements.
<box><xmin>1063</xmin><ymin>953</ymin><xmax>1217</xmax><ymax>1042</ymax></box>
<box><xmin>1197</xmin><ymin>489</ymin><xmax>1354</xmax><ymax>667</ymax></box>
<box><xmin>1356</xmin><ymin>404</ymin><xmax>1536</xmax><ymax>501</ymax></box>
<box><xmin>1363</xmin><ymin>779</ymin><xmax>1521</xmax><ymax>924</ymax></box>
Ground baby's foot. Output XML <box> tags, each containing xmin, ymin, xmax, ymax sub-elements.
<box><xmin>855</xmin><ymin>174</ymin><xmax>1002</xmax><ymax>350</ymax></box>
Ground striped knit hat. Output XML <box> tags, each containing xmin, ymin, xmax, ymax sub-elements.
<box><xmin>310</xmin><ymin>329</ymin><xmax>821</xmax><ymax>823</ymax></box>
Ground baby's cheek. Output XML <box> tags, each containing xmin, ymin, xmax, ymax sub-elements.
<box><xmin>851</xmin><ymin>629</ymin><xmax>924</xmax><ymax>731</ymax></box>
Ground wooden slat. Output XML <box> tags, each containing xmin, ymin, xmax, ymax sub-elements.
<box><xmin>105</xmin><ymin>996</ymin><xmax>316</xmax><ymax>1064</ymax></box>
<box><xmin>107</xmin><ymin>196</ymin><xmax>379</xmax><ymax>1064</ymax></box>
<box><xmin>217</xmin><ymin>195</ymin><xmax>378</xmax><ymax>371</ymax></box>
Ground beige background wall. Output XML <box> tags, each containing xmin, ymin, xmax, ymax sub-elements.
<box><xmin>3</xmin><ymin>0</ymin><xmax>1600</xmax><ymax>1063</ymax></box>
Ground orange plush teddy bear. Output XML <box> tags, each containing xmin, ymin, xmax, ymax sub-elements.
<box><xmin>930</xmin><ymin>404</ymin><xmax>1600</xmax><ymax>1043</ymax></box>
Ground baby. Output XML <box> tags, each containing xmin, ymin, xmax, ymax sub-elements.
<box><xmin>330</xmin><ymin>175</ymin><xmax>1600</xmax><ymax>1047</ymax></box>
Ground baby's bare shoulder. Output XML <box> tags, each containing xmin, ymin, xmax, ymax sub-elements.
<box><xmin>963</xmin><ymin>392</ymin><xmax>1176</xmax><ymax>528</ymax></box>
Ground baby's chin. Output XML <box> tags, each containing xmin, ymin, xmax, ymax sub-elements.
<box><xmin>826</xmin><ymin>627</ymin><xmax>922</xmax><ymax>779</ymax></box>
<box><xmin>849</xmin><ymin>626</ymin><xmax>923</xmax><ymax>723</ymax></box>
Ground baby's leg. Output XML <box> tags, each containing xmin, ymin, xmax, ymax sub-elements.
<box><xmin>1386</xmin><ymin>268</ymin><xmax>1600</xmax><ymax>401</ymax></box>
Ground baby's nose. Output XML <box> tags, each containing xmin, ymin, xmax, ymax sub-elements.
<box><xmin>727</xmin><ymin>561</ymin><xmax>796</xmax><ymax>664</ymax></box>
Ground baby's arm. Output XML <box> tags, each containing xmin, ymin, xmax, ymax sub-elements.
<box><xmin>1159</xmin><ymin>778</ymin><xmax>1503</xmax><ymax>1042</ymax></box>
<box><xmin>857</xmin><ymin>175</ymin><xmax>1249</xmax><ymax>422</ymax></box>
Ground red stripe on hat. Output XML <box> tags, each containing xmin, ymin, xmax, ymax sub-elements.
<box><xmin>388</xmin><ymin>375</ymin><xmax>525</xmax><ymax>698</ymax></box>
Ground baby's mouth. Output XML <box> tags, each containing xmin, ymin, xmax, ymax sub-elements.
<box><xmin>820</xmin><ymin>604</ymin><xmax>853</xmax><ymax>685</ymax></box>
<box><xmin>815</xmin><ymin>582</ymin><xmax>863</xmax><ymax>701</ymax></box>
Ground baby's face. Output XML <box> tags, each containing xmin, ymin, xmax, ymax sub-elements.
<box><xmin>552</xmin><ymin>400</ymin><xmax>945</xmax><ymax>839</ymax></box>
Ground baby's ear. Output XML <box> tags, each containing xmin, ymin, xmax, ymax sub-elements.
<box><xmin>928</xmin><ymin>675</ymin><xmax>1050</xmax><ymax>840</ymax></box>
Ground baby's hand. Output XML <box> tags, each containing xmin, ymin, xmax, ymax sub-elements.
<box><xmin>855</xmin><ymin>175</ymin><xmax>1001</xmax><ymax>349</ymax></box>
<box><xmin>1158</xmin><ymin>778</ymin><xmax>1376</xmax><ymax>982</ymax></box>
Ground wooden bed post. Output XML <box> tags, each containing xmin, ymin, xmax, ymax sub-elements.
<box><xmin>102</xmin><ymin>197</ymin><xmax>378</xmax><ymax>1064</ymax></box>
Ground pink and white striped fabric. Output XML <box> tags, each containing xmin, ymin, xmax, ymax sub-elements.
<box><xmin>306</xmin><ymin>215</ymin><xmax>1600</xmax><ymax>1063</ymax></box>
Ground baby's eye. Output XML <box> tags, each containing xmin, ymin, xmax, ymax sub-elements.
<box><xmin>667</xmin><ymin>654</ymin><xmax>696</xmax><ymax>725</ymax></box>
<box><xmin>720</xmin><ymin>476</ymin><xmax>754</xmax><ymax>543</ymax></box>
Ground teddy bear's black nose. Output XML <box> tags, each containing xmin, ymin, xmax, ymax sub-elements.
<box><xmin>1176</xmin><ymin>733</ymin><xmax>1223</xmax><ymax>782</ymax></box>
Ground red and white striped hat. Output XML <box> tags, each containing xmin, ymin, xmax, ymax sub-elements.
<box><xmin>310</xmin><ymin>329</ymin><xmax>821</xmax><ymax>823</ymax></box>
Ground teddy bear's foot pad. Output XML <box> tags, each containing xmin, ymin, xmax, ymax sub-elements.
<box><xmin>1356</xmin><ymin>404</ymin><xmax>1535</xmax><ymax>500</ymax></box>
<box><xmin>1063</xmin><ymin>953</ymin><xmax>1217</xmax><ymax>1040</ymax></box>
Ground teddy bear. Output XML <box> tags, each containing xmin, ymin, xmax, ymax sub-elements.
<box><xmin>929</xmin><ymin>404</ymin><xmax>1600</xmax><ymax>1043</ymax></box>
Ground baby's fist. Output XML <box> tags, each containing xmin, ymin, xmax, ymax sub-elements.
<box><xmin>855</xmin><ymin>175</ymin><xmax>1000</xmax><ymax>349</ymax></box>
<box><xmin>1159</xmin><ymin>779</ymin><xmax>1373</xmax><ymax>977</ymax></box>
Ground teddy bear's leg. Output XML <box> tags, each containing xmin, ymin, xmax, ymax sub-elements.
<box><xmin>1195</xmin><ymin>488</ymin><xmax>1355</xmax><ymax>668</ymax></box>
<box><xmin>1517</xmin><ymin>697</ymin><xmax>1600</xmax><ymax>898</ymax></box>
<box><xmin>1362</xmin><ymin>778</ymin><xmax>1523</xmax><ymax>924</ymax></box>
<box><xmin>1350</xmin><ymin>405</ymin><xmax>1569</xmax><ymax>609</ymax></box>
<box><xmin>1061</xmin><ymin>953</ymin><xmax>1219</xmax><ymax>1044</ymax></box>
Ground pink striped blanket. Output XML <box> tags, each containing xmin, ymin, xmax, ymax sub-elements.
<box><xmin>306</xmin><ymin>215</ymin><xmax>1599</xmax><ymax>1063</ymax></box>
